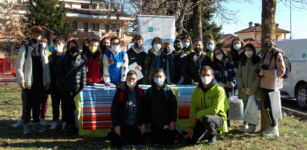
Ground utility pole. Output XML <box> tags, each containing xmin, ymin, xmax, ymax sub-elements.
<box><xmin>290</xmin><ymin>0</ymin><xmax>292</xmax><ymax>40</ymax></box>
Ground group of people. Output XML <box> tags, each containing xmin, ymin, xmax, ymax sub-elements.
<box><xmin>13</xmin><ymin>25</ymin><xmax>286</xmax><ymax>146</ymax></box>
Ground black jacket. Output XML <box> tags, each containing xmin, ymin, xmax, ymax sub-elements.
<box><xmin>55</xmin><ymin>52</ymin><xmax>87</xmax><ymax>93</ymax></box>
<box><xmin>145</xmin><ymin>85</ymin><xmax>177</xmax><ymax>127</ymax></box>
<box><xmin>111</xmin><ymin>82</ymin><xmax>146</xmax><ymax>127</ymax></box>
<box><xmin>171</xmin><ymin>50</ymin><xmax>186</xmax><ymax>83</ymax></box>
<box><xmin>144</xmin><ymin>49</ymin><xmax>167</xmax><ymax>84</ymax></box>
<box><xmin>49</xmin><ymin>52</ymin><xmax>64</xmax><ymax>92</ymax></box>
<box><xmin>181</xmin><ymin>52</ymin><xmax>213</xmax><ymax>84</ymax></box>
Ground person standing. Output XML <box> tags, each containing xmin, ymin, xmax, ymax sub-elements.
<box><xmin>15</xmin><ymin>26</ymin><xmax>51</xmax><ymax>134</ymax></box>
<box><xmin>236</xmin><ymin>44</ymin><xmax>262</xmax><ymax>133</ymax></box>
<box><xmin>258</xmin><ymin>36</ymin><xmax>285</xmax><ymax>137</ymax></box>
<box><xmin>171</xmin><ymin>39</ymin><xmax>186</xmax><ymax>84</ymax></box>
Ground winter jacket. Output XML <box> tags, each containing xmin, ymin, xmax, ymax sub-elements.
<box><xmin>55</xmin><ymin>52</ymin><xmax>87</xmax><ymax>93</ymax></box>
<box><xmin>229</xmin><ymin>49</ymin><xmax>244</xmax><ymax>69</ymax></box>
<box><xmin>259</xmin><ymin>48</ymin><xmax>286</xmax><ymax>90</ymax></box>
<box><xmin>181</xmin><ymin>52</ymin><xmax>213</xmax><ymax>84</ymax></box>
<box><xmin>103</xmin><ymin>50</ymin><xmax>129</xmax><ymax>84</ymax></box>
<box><xmin>145</xmin><ymin>85</ymin><xmax>177</xmax><ymax>127</ymax></box>
<box><xmin>48</xmin><ymin>52</ymin><xmax>64</xmax><ymax>92</ymax></box>
<box><xmin>85</xmin><ymin>51</ymin><xmax>104</xmax><ymax>84</ymax></box>
<box><xmin>127</xmin><ymin>46</ymin><xmax>147</xmax><ymax>82</ymax></box>
<box><xmin>143</xmin><ymin>49</ymin><xmax>167</xmax><ymax>84</ymax></box>
<box><xmin>237</xmin><ymin>58</ymin><xmax>262</xmax><ymax>101</ymax></box>
<box><xmin>171</xmin><ymin>50</ymin><xmax>187</xmax><ymax>84</ymax></box>
<box><xmin>189</xmin><ymin>83</ymin><xmax>229</xmax><ymax>134</ymax></box>
<box><xmin>213</xmin><ymin>58</ymin><xmax>237</xmax><ymax>91</ymax></box>
<box><xmin>111</xmin><ymin>82</ymin><xmax>146</xmax><ymax>126</ymax></box>
<box><xmin>16</xmin><ymin>44</ymin><xmax>51</xmax><ymax>89</ymax></box>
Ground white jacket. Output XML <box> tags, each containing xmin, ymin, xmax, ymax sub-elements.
<box><xmin>16</xmin><ymin>44</ymin><xmax>51</xmax><ymax>89</ymax></box>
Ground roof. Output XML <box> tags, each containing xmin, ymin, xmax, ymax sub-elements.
<box><xmin>220</xmin><ymin>34</ymin><xmax>237</xmax><ymax>48</ymax></box>
<box><xmin>235</xmin><ymin>25</ymin><xmax>290</xmax><ymax>34</ymax></box>
<box><xmin>65</xmin><ymin>8</ymin><xmax>134</xmax><ymax>20</ymax></box>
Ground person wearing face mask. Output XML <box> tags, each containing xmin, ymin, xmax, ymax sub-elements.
<box><xmin>127</xmin><ymin>35</ymin><xmax>147</xmax><ymax>84</ymax></box>
<box><xmin>110</xmin><ymin>70</ymin><xmax>146</xmax><ymax>146</ymax></box>
<box><xmin>180</xmin><ymin>38</ymin><xmax>213</xmax><ymax>84</ymax></box>
<box><xmin>187</xmin><ymin>66</ymin><xmax>229</xmax><ymax>145</ymax></box>
<box><xmin>103</xmin><ymin>37</ymin><xmax>129</xmax><ymax>85</ymax></box>
<box><xmin>171</xmin><ymin>39</ymin><xmax>187</xmax><ymax>84</ymax></box>
<box><xmin>182</xmin><ymin>35</ymin><xmax>193</xmax><ymax>54</ymax></box>
<box><xmin>236</xmin><ymin>44</ymin><xmax>261</xmax><ymax>133</ymax></box>
<box><xmin>81</xmin><ymin>39</ymin><xmax>90</xmax><ymax>56</ymax></box>
<box><xmin>55</xmin><ymin>40</ymin><xmax>87</xmax><ymax>133</ymax></box>
<box><xmin>145</xmin><ymin>69</ymin><xmax>177</xmax><ymax>144</ymax></box>
<box><xmin>204</xmin><ymin>37</ymin><xmax>216</xmax><ymax>61</ymax></box>
<box><xmin>84</xmin><ymin>38</ymin><xmax>104</xmax><ymax>84</ymax></box>
<box><xmin>213</xmin><ymin>48</ymin><xmax>236</xmax><ymax>91</ymax></box>
<box><xmin>15</xmin><ymin>26</ymin><xmax>51</xmax><ymax>134</ymax></box>
<box><xmin>48</xmin><ymin>37</ymin><xmax>65</xmax><ymax>130</ymax></box>
<box><xmin>100</xmin><ymin>37</ymin><xmax>111</xmax><ymax>54</ymax></box>
<box><xmin>144</xmin><ymin>37</ymin><xmax>167</xmax><ymax>84</ymax></box>
<box><xmin>229</xmin><ymin>38</ymin><xmax>245</xmax><ymax>68</ymax></box>
<box><xmin>258</xmin><ymin>35</ymin><xmax>285</xmax><ymax>137</ymax></box>
<box><xmin>163</xmin><ymin>41</ymin><xmax>175</xmax><ymax>84</ymax></box>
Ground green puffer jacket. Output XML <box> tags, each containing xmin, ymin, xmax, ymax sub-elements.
<box><xmin>236</xmin><ymin>59</ymin><xmax>262</xmax><ymax>101</ymax></box>
<box><xmin>189</xmin><ymin>84</ymin><xmax>229</xmax><ymax>134</ymax></box>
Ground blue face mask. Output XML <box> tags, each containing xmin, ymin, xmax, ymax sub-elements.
<box><xmin>154</xmin><ymin>77</ymin><xmax>164</xmax><ymax>85</ymax></box>
<box><xmin>183</xmin><ymin>42</ymin><xmax>190</xmax><ymax>48</ymax></box>
<box><xmin>233</xmin><ymin>44</ymin><xmax>241</xmax><ymax>50</ymax></box>
<box><xmin>153</xmin><ymin>44</ymin><xmax>161</xmax><ymax>51</ymax></box>
<box><xmin>207</xmin><ymin>44</ymin><xmax>215</xmax><ymax>51</ymax></box>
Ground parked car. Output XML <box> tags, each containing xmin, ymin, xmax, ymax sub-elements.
<box><xmin>276</xmin><ymin>39</ymin><xmax>307</xmax><ymax>108</ymax></box>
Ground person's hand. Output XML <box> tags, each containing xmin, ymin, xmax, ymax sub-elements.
<box><xmin>187</xmin><ymin>128</ymin><xmax>193</xmax><ymax>139</ymax></box>
<box><xmin>192</xmin><ymin>80</ymin><xmax>199</xmax><ymax>85</ymax></box>
<box><xmin>114</xmin><ymin>126</ymin><xmax>121</xmax><ymax>136</ymax></box>
<box><xmin>241</xmin><ymin>88</ymin><xmax>246</xmax><ymax>93</ymax></box>
<box><xmin>169</xmin><ymin>122</ymin><xmax>175</xmax><ymax>131</ymax></box>
<box><xmin>135</xmin><ymin>65</ymin><xmax>142</xmax><ymax>71</ymax></box>
<box><xmin>259</xmin><ymin>69</ymin><xmax>264</xmax><ymax>76</ymax></box>
<box><xmin>250</xmin><ymin>90</ymin><xmax>255</xmax><ymax>96</ymax></box>
<box><xmin>19</xmin><ymin>82</ymin><xmax>26</xmax><ymax>89</ymax></box>
<box><xmin>139</xmin><ymin>124</ymin><xmax>146</xmax><ymax>134</ymax></box>
<box><xmin>44</xmin><ymin>84</ymin><xmax>50</xmax><ymax>90</ymax></box>
<box><xmin>190</xmin><ymin>115</ymin><xmax>197</xmax><ymax>124</ymax></box>
<box><xmin>225</xmin><ymin>84</ymin><xmax>233</xmax><ymax>88</ymax></box>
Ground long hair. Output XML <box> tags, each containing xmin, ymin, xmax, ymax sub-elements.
<box><xmin>240</xmin><ymin>43</ymin><xmax>261</xmax><ymax>66</ymax></box>
<box><xmin>230</xmin><ymin>37</ymin><xmax>245</xmax><ymax>61</ymax></box>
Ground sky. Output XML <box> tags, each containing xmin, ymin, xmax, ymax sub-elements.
<box><xmin>214</xmin><ymin>0</ymin><xmax>307</xmax><ymax>39</ymax></box>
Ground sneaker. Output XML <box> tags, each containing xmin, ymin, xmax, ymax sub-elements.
<box><xmin>50</xmin><ymin>121</ymin><xmax>59</xmax><ymax>130</ymax></box>
<box><xmin>62</xmin><ymin>122</ymin><xmax>67</xmax><ymax>130</ymax></box>
<box><xmin>246</xmin><ymin>125</ymin><xmax>257</xmax><ymax>133</ymax></box>
<box><xmin>39</xmin><ymin>118</ymin><xmax>49</xmax><ymax>126</ymax></box>
<box><xmin>207</xmin><ymin>135</ymin><xmax>216</xmax><ymax>145</ymax></box>
<box><xmin>31</xmin><ymin>123</ymin><xmax>46</xmax><ymax>133</ymax></box>
<box><xmin>239</xmin><ymin>124</ymin><xmax>249</xmax><ymax>133</ymax></box>
<box><xmin>262</xmin><ymin>127</ymin><xmax>279</xmax><ymax>137</ymax></box>
<box><xmin>11</xmin><ymin>119</ymin><xmax>23</xmax><ymax>128</ymax></box>
<box><xmin>23</xmin><ymin>124</ymin><xmax>31</xmax><ymax>134</ymax></box>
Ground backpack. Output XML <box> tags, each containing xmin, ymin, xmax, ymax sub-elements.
<box><xmin>273</xmin><ymin>52</ymin><xmax>291</xmax><ymax>79</ymax></box>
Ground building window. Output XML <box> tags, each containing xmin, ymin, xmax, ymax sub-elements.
<box><xmin>81</xmin><ymin>4</ymin><xmax>90</xmax><ymax>9</ymax></box>
<box><xmin>92</xmin><ymin>23</ymin><xmax>99</xmax><ymax>31</ymax></box>
<box><xmin>84</xmin><ymin>23</ymin><xmax>88</xmax><ymax>32</ymax></box>
<box><xmin>105</xmin><ymin>24</ymin><xmax>110</xmax><ymax>33</ymax></box>
<box><xmin>91</xmin><ymin>4</ymin><xmax>97</xmax><ymax>9</ymax></box>
<box><xmin>72</xmin><ymin>21</ymin><xmax>78</xmax><ymax>32</ymax></box>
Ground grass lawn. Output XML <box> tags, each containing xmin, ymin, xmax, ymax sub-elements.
<box><xmin>0</xmin><ymin>84</ymin><xmax>306</xmax><ymax>150</ymax></box>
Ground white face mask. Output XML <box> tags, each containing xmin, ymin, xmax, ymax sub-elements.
<box><xmin>201</xmin><ymin>76</ymin><xmax>212</xmax><ymax>85</ymax></box>
<box><xmin>112</xmin><ymin>45</ymin><xmax>121</xmax><ymax>53</ymax></box>
<box><xmin>245</xmin><ymin>51</ymin><xmax>254</xmax><ymax>58</ymax></box>
<box><xmin>127</xmin><ymin>81</ymin><xmax>136</xmax><ymax>88</ymax></box>
<box><xmin>41</xmin><ymin>43</ymin><xmax>47</xmax><ymax>49</ymax></box>
<box><xmin>215</xmin><ymin>54</ymin><xmax>223</xmax><ymax>61</ymax></box>
<box><xmin>55</xmin><ymin>46</ymin><xmax>64</xmax><ymax>53</ymax></box>
<box><xmin>154</xmin><ymin>77</ymin><xmax>165</xmax><ymax>85</ymax></box>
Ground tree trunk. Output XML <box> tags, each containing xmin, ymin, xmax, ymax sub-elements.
<box><xmin>192</xmin><ymin>0</ymin><xmax>202</xmax><ymax>40</ymax></box>
<box><xmin>260</xmin><ymin>0</ymin><xmax>276</xmax><ymax>132</ymax></box>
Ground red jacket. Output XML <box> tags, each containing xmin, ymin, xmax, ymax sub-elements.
<box><xmin>86</xmin><ymin>54</ymin><xmax>103</xmax><ymax>84</ymax></box>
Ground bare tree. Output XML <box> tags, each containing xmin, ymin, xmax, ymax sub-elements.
<box><xmin>0</xmin><ymin>3</ymin><xmax>26</xmax><ymax>72</ymax></box>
